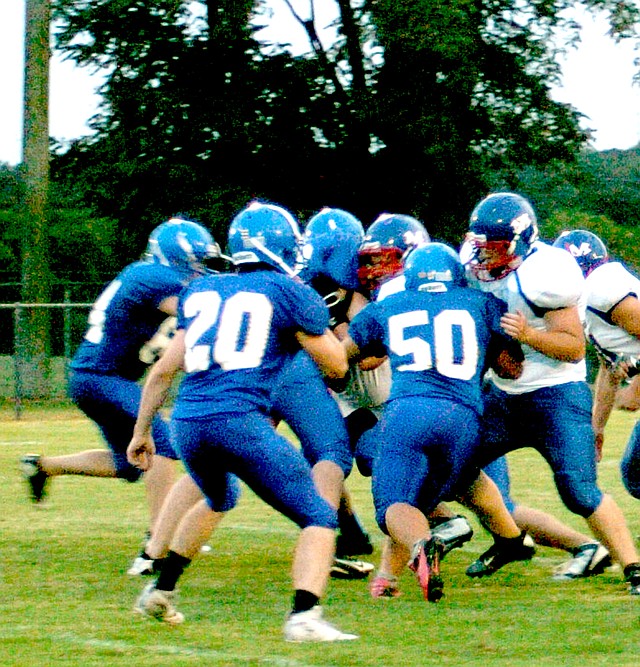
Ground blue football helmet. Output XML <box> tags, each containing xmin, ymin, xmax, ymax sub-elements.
<box><xmin>147</xmin><ymin>217</ymin><xmax>220</xmax><ymax>277</ymax></box>
<box><xmin>465</xmin><ymin>192</ymin><xmax>539</xmax><ymax>282</ymax></box>
<box><xmin>552</xmin><ymin>229</ymin><xmax>608</xmax><ymax>277</ymax></box>
<box><xmin>404</xmin><ymin>242</ymin><xmax>466</xmax><ymax>292</ymax></box>
<box><xmin>357</xmin><ymin>213</ymin><xmax>430</xmax><ymax>291</ymax></box>
<box><xmin>299</xmin><ymin>207</ymin><xmax>365</xmax><ymax>290</ymax></box>
<box><xmin>227</xmin><ymin>201</ymin><xmax>303</xmax><ymax>276</ymax></box>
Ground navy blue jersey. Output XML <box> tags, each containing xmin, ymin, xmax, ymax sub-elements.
<box><xmin>71</xmin><ymin>261</ymin><xmax>186</xmax><ymax>381</ymax></box>
<box><xmin>173</xmin><ymin>269</ymin><xmax>329</xmax><ymax>419</ymax></box>
<box><xmin>348</xmin><ymin>286</ymin><xmax>507</xmax><ymax>414</ymax></box>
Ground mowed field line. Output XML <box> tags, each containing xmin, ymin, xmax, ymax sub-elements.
<box><xmin>0</xmin><ymin>628</ymin><xmax>333</xmax><ymax>667</ymax></box>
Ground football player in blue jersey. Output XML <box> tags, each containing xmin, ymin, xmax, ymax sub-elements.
<box><xmin>277</xmin><ymin>206</ymin><xmax>375</xmax><ymax>578</ymax></box>
<box><xmin>21</xmin><ymin>217</ymin><xmax>219</xmax><ymax>535</ymax></box>
<box><xmin>127</xmin><ymin>207</ymin><xmax>376</xmax><ymax>582</ymax></box>
<box><xmin>463</xmin><ymin>193</ymin><xmax>640</xmax><ymax>594</ymax></box>
<box><xmin>345</xmin><ymin>214</ymin><xmax>484</xmax><ymax>597</ymax></box>
<box><xmin>127</xmin><ymin>201</ymin><xmax>358</xmax><ymax>642</ymax></box>
<box><xmin>342</xmin><ymin>242</ymin><xmax>526</xmax><ymax>601</ymax></box>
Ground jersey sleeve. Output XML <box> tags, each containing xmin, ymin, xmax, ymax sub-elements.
<box><xmin>587</xmin><ymin>262</ymin><xmax>640</xmax><ymax>314</ymax></box>
<box><xmin>136</xmin><ymin>263</ymin><xmax>186</xmax><ymax>309</ymax></box>
<box><xmin>517</xmin><ymin>244</ymin><xmax>584</xmax><ymax>310</ymax></box>
<box><xmin>348</xmin><ymin>303</ymin><xmax>387</xmax><ymax>357</ymax></box>
<box><xmin>278</xmin><ymin>276</ymin><xmax>331</xmax><ymax>335</ymax></box>
<box><xmin>484</xmin><ymin>292</ymin><xmax>509</xmax><ymax>336</ymax></box>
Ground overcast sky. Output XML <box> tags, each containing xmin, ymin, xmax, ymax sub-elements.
<box><xmin>1</xmin><ymin>2</ymin><xmax>639</xmax><ymax>166</ymax></box>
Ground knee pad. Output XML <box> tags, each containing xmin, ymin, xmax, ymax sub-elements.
<box><xmin>554</xmin><ymin>471</ymin><xmax>602</xmax><ymax>517</ymax></box>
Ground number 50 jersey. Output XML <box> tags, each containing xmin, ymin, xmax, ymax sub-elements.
<box><xmin>348</xmin><ymin>286</ymin><xmax>508</xmax><ymax>415</ymax></box>
<box><xmin>172</xmin><ymin>269</ymin><xmax>330</xmax><ymax>419</ymax></box>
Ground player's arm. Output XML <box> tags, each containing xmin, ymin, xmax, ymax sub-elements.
<box><xmin>128</xmin><ymin>329</ymin><xmax>185</xmax><ymax>471</ymax></box>
<box><xmin>295</xmin><ymin>329</ymin><xmax>348</xmax><ymax>379</ymax></box>
<box><xmin>592</xmin><ymin>359</ymin><xmax>623</xmax><ymax>461</ymax></box>
<box><xmin>341</xmin><ymin>335</ymin><xmax>362</xmax><ymax>364</ymax></box>
<box><xmin>610</xmin><ymin>295</ymin><xmax>640</xmax><ymax>338</ymax></box>
<box><xmin>500</xmin><ymin>306</ymin><xmax>585</xmax><ymax>362</ymax></box>
<box><xmin>344</xmin><ymin>290</ymin><xmax>387</xmax><ymax>370</ymax></box>
<box><xmin>616</xmin><ymin>374</ymin><xmax>640</xmax><ymax>412</ymax></box>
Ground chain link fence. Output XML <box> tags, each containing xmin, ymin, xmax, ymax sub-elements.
<box><xmin>0</xmin><ymin>300</ymin><xmax>92</xmax><ymax>419</ymax></box>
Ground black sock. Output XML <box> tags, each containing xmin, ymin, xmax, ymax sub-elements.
<box><xmin>292</xmin><ymin>590</ymin><xmax>320</xmax><ymax>614</ymax></box>
<box><xmin>495</xmin><ymin>530</ymin><xmax>525</xmax><ymax>546</ymax></box>
<box><xmin>155</xmin><ymin>550</ymin><xmax>192</xmax><ymax>592</ymax></box>
<box><xmin>337</xmin><ymin>507</ymin><xmax>368</xmax><ymax>541</ymax></box>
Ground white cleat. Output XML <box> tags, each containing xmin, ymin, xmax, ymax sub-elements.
<box><xmin>284</xmin><ymin>606</ymin><xmax>358</xmax><ymax>643</ymax></box>
<box><xmin>431</xmin><ymin>515</ymin><xmax>473</xmax><ymax>557</ymax></box>
<box><xmin>330</xmin><ymin>557</ymin><xmax>375</xmax><ymax>579</ymax></box>
<box><xmin>552</xmin><ymin>543</ymin><xmax>611</xmax><ymax>581</ymax></box>
<box><xmin>127</xmin><ymin>556</ymin><xmax>156</xmax><ymax>576</ymax></box>
<box><xmin>134</xmin><ymin>583</ymin><xmax>185</xmax><ymax>625</ymax></box>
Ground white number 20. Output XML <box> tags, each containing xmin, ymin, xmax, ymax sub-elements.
<box><xmin>183</xmin><ymin>290</ymin><xmax>273</xmax><ymax>372</ymax></box>
<box><xmin>388</xmin><ymin>309</ymin><xmax>478</xmax><ymax>380</ymax></box>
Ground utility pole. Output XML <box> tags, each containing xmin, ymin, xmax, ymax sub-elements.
<box><xmin>20</xmin><ymin>0</ymin><xmax>52</xmax><ymax>398</ymax></box>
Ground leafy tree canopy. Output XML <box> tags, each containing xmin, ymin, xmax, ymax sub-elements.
<box><xmin>44</xmin><ymin>0</ymin><xmax>640</xmax><ymax>257</ymax></box>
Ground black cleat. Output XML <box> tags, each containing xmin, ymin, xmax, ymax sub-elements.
<box><xmin>466</xmin><ymin>531</ymin><xmax>535</xmax><ymax>578</ymax></box>
<box><xmin>20</xmin><ymin>454</ymin><xmax>49</xmax><ymax>503</ymax></box>
<box><xmin>624</xmin><ymin>563</ymin><xmax>640</xmax><ymax>596</ymax></box>
<box><xmin>408</xmin><ymin>538</ymin><xmax>444</xmax><ymax>602</ymax></box>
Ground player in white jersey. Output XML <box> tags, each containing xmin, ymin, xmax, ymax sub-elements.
<box><xmin>464</xmin><ymin>193</ymin><xmax>640</xmax><ymax>594</ymax></box>
<box><xmin>554</xmin><ymin>229</ymin><xmax>640</xmax><ymax>500</ymax></box>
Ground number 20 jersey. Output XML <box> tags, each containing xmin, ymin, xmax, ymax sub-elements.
<box><xmin>172</xmin><ymin>269</ymin><xmax>330</xmax><ymax>419</ymax></box>
<box><xmin>348</xmin><ymin>286</ymin><xmax>508</xmax><ymax>415</ymax></box>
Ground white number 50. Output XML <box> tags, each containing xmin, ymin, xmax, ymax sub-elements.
<box><xmin>388</xmin><ymin>309</ymin><xmax>478</xmax><ymax>380</ymax></box>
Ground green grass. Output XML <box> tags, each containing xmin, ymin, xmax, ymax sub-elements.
<box><xmin>3</xmin><ymin>405</ymin><xmax>640</xmax><ymax>666</ymax></box>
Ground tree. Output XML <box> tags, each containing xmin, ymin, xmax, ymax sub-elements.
<box><xmin>49</xmin><ymin>0</ymin><xmax>640</xmax><ymax>244</ymax></box>
<box><xmin>20</xmin><ymin>0</ymin><xmax>53</xmax><ymax>399</ymax></box>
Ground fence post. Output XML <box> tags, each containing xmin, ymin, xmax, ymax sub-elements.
<box><xmin>13</xmin><ymin>303</ymin><xmax>23</xmax><ymax>420</ymax></box>
<box><xmin>63</xmin><ymin>288</ymin><xmax>71</xmax><ymax>383</ymax></box>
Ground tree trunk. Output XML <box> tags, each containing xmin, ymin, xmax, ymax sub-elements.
<box><xmin>19</xmin><ymin>0</ymin><xmax>51</xmax><ymax>399</ymax></box>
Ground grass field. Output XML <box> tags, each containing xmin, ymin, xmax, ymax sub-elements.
<box><xmin>3</xmin><ymin>403</ymin><xmax>640</xmax><ymax>666</ymax></box>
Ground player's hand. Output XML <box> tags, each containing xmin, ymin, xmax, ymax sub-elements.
<box><xmin>127</xmin><ymin>434</ymin><xmax>156</xmax><ymax>471</ymax></box>
<box><xmin>500</xmin><ymin>310</ymin><xmax>530</xmax><ymax>343</ymax></box>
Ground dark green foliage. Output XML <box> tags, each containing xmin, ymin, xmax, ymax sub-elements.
<box><xmin>7</xmin><ymin>1</ymin><xmax>640</xmax><ymax>272</ymax></box>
